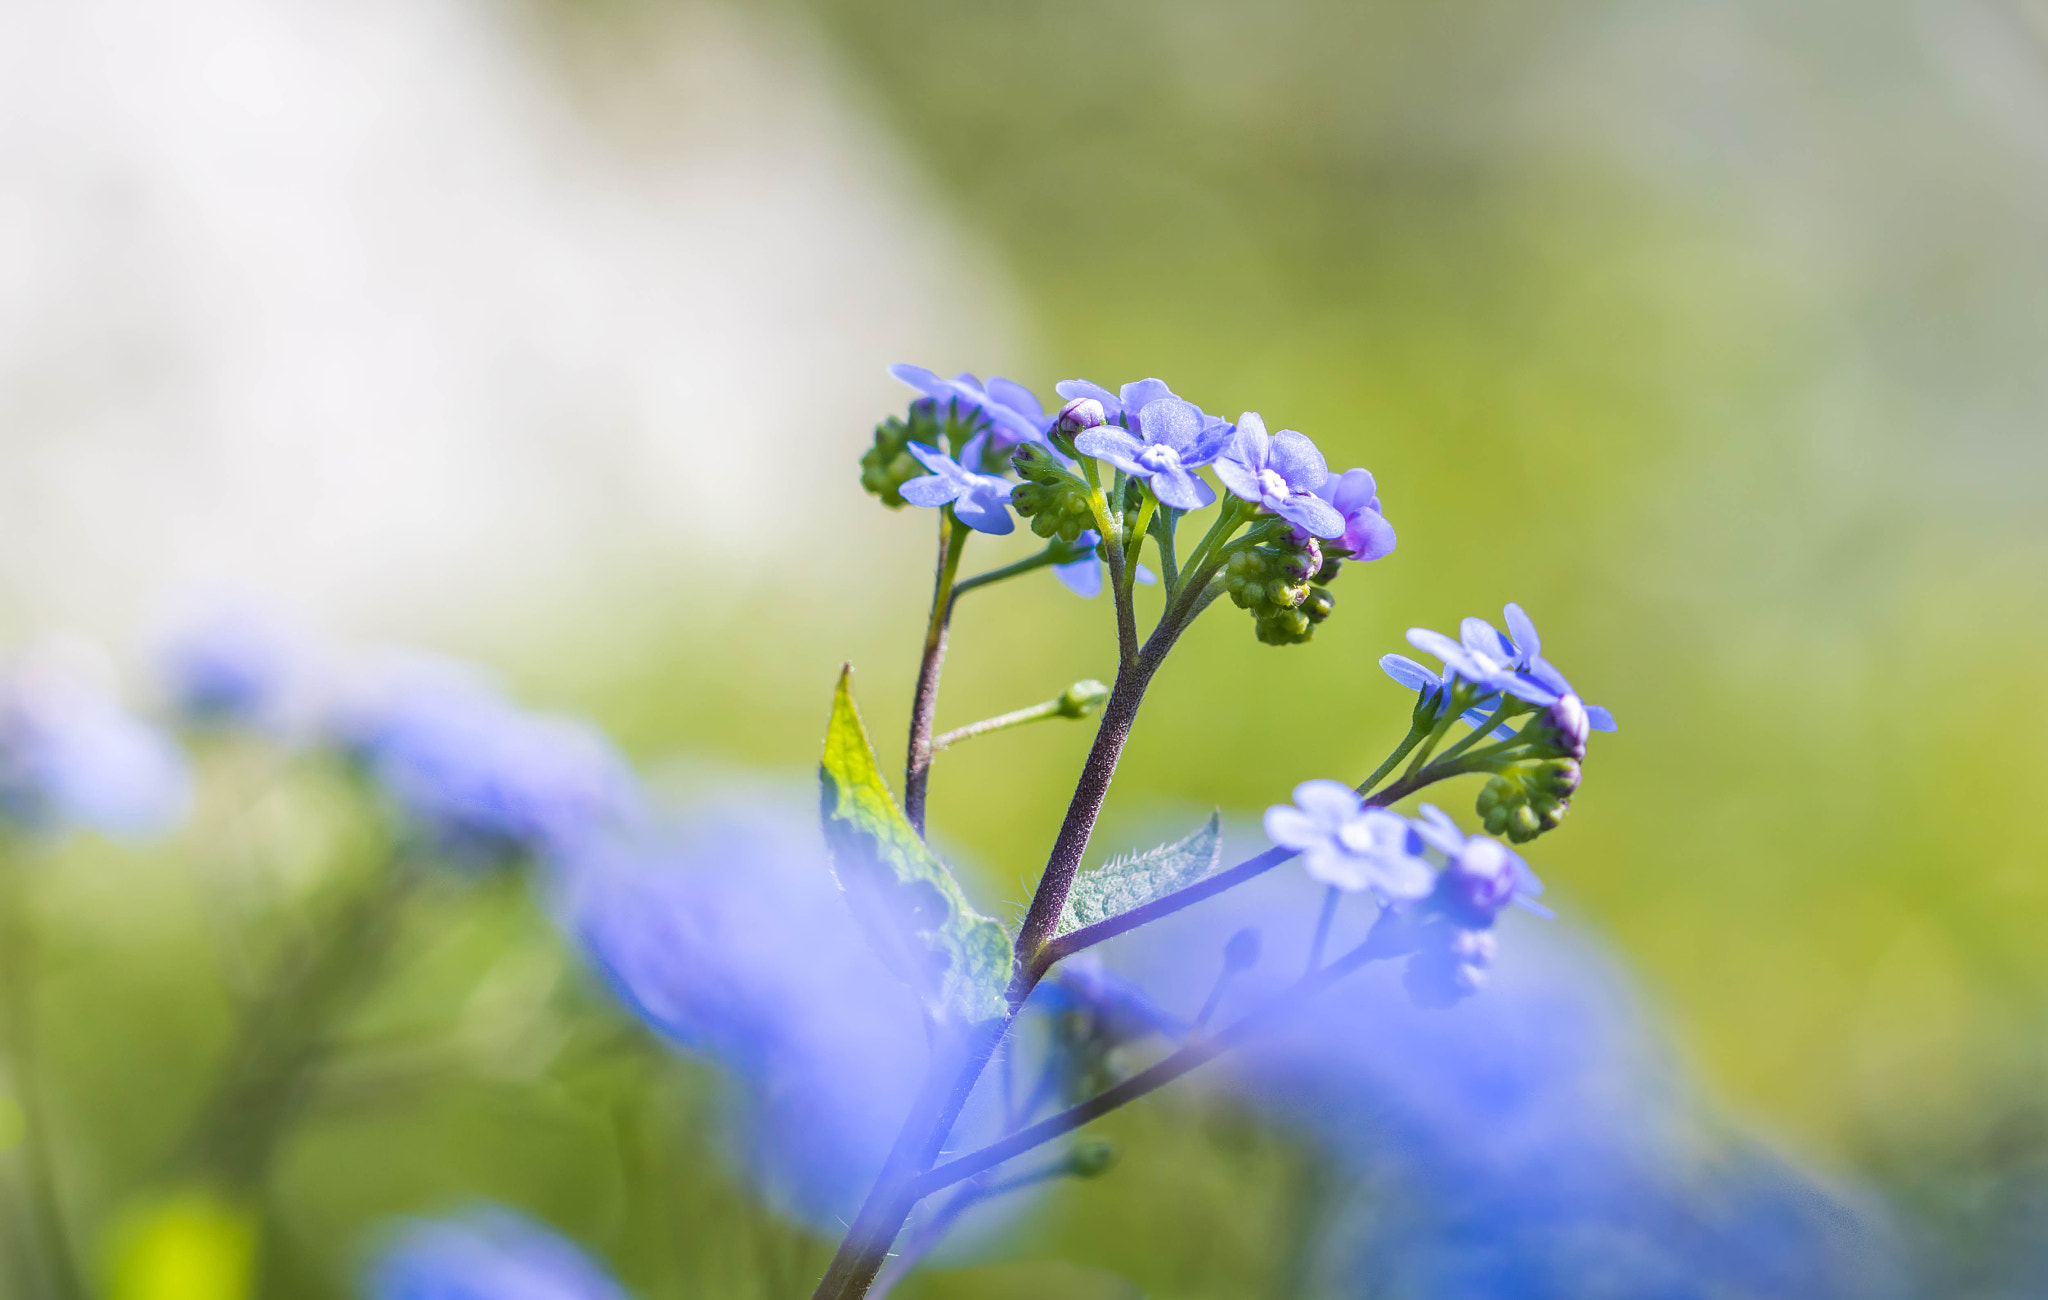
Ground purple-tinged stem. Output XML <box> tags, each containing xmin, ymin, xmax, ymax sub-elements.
<box><xmin>904</xmin><ymin>513</ymin><xmax>970</xmax><ymax>837</ymax></box>
<box><xmin>909</xmin><ymin>916</ymin><xmax>1404</xmax><ymax>1202</ymax></box>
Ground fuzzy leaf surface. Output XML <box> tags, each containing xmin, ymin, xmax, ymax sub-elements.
<box><xmin>1057</xmin><ymin>812</ymin><xmax>1224</xmax><ymax>937</ymax></box>
<box><xmin>818</xmin><ymin>666</ymin><xmax>1010</xmax><ymax>1023</ymax></box>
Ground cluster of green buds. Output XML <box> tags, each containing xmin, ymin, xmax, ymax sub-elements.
<box><xmin>1476</xmin><ymin>757</ymin><xmax>1581</xmax><ymax>842</ymax></box>
<box><xmin>1221</xmin><ymin>518</ymin><xmax>1337</xmax><ymax>646</ymax></box>
<box><xmin>1469</xmin><ymin>695</ymin><xmax>1594</xmax><ymax>841</ymax></box>
<box><xmin>1010</xmin><ymin>443</ymin><xmax>1096</xmax><ymax>542</ymax></box>
<box><xmin>860</xmin><ymin>399</ymin><xmax>943</xmax><ymax>507</ymax></box>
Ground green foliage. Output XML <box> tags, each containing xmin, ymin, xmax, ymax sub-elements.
<box><xmin>817</xmin><ymin>666</ymin><xmax>1011</xmax><ymax>1023</ymax></box>
<box><xmin>1056</xmin><ymin>812</ymin><xmax>1223</xmax><ymax>937</ymax></box>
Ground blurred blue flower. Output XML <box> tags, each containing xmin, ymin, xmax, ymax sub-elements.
<box><xmin>157</xmin><ymin>606</ymin><xmax>299</xmax><ymax>731</ymax></box>
<box><xmin>890</xmin><ymin>365</ymin><xmax>1052</xmax><ymax>451</ymax></box>
<box><xmin>333</xmin><ymin>658</ymin><xmax>639</xmax><ymax>867</ymax></box>
<box><xmin>1310</xmin><ymin>467</ymin><xmax>1396</xmax><ymax>562</ymax></box>
<box><xmin>900</xmin><ymin>435</ymin><xmax>1016</xmax><ymax>535</ymax></box>
<box><xmin>558</xmin><ymin>796</ymin><xmax>929</xmax><ymax>1222</ymax></box>
<box><xmin>1263</xmin><ymin>779</ymin><xmax>1434</xmax><ymax>901</ymax></box>
<box><xmin>1409</xmin><ymin>804</ymin><xmax>1549</xmax><ymax>926</ymax></box>
<box><xmin>0</xmin><ymin>653</ymin><xmax>188</xmax><ymax>839</ymax></box>
<box><xmin>1213</xmin><ymin>414</ymin><xmax>1345</xmax><ymax>538</ymax></box>
<box><xmin>1107</xmin><ymin>839</ymin><xmax>1903</xmax><ymax>1300</ymax></box>
<box><xmin>1051</xmin><ymin>530</ymin><xmax>1157</xmax><ymax>598</ymax></box>
<box><xmin>365</xmin><ymin>1207</ymin><xmax>628</xmax><ymax>1300</ymax></box>
<box><xmin>1073</xmin><ymin>397</ymin><xmax>1230</xmax><ymax>511</ymax></box>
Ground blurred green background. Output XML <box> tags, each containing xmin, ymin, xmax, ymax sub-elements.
<box><xmin>7</xmin><ymin>0</ymin><xmax>2048</xmax><ymax>1295</ymax></box>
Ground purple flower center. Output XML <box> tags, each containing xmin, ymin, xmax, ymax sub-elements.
<box><xmin>1255</xmin><ymin>467</ymin><xmax>1289</xmax><ymax>500</ymax></box>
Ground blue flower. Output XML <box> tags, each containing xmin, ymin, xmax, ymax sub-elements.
<box><xmin>1264</xmin><ymin>779</ymin><xmax>1435</xmax><ymax>901</ymax></box>
<box><xmin>1378</xmin><ymin>654</ymin><xmax>1517</xmax><ymax>739</ymax></box>
<box><xmin>899</xmin><ymin>434</ymin><xmax>1015</xmax><ymax>535</ymax></box>
<box><xmin>1408</xmin><ymin>804</ymin><xmax>1550</xmax><ymax>927</ymax></box>
<box><xmin>333</xmin><ymin>658</ymin><xmax>639</xmax><ymax>867</ymax></box>
<box><xmin>0</xmin><ymin>656</ymin><xmax>188</xmax><ymax>839</ymax></box>
<box><xmin>157</xmin><ymin>607</ymin><xmax>299</xmax><ymax>731</ymax></box>
<box><xmin>1404</xmin><ymin>604</ymin><xmax>1616</xmax><ymax>731</ymax></box>
<box><xmin>1054</xmin><ymin>377</ymin><xmax>1229</xmax><ymax>435</ymax></box>
<box><xmin>1072</xmin><ymin>396</ymin><xmax>1231</xmax><ymax>511</ymax></box>
<box><xmin>890</xmin><ymin>365</ymin><xmax>1052</xmax><ymax>451</ymax></box>
<box><xmin>365</xmin><ymin>1207</ymin><xmax>629</xmax><ymax>1300</ymax></box>
<box><xmin>1212</xmin><ymin>414</ymin><xmax>1345</xmax><ymax>538</ymax></box>
<box><xmin>1051</xmin><ymin>530</ymin><xmax>1158</xmax><ymax>598</ymax></box>
<box><xmin>1310</xmin><ymin>468</ymin><xmax>1396</xmax><ymax>562</ymax></box>
<box><xmin>558</xmin><ymin>797</ymin><xmax>942</xmax><ymax>1223</ymax></box>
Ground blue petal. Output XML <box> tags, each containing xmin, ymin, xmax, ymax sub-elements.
<box><xmin>1379</xmin><ymin>654</ymin><xmax>1441</xmax><ymax>694</ymax></box>
<box><xmin>952</xmin><ymin>481</ymin><xmax>1015</xmax><ymax>535</ymax></box>
<box><xmin>1074</xmin><ymin>426</ymin><xmax>1146</xmax><ymax>473</ymax></box>
<box><xmin>1134</xmin><ymin>563</ymin><xmax>1158</xmax><ymax>586</ymax></box>
<box><xmin>1406</xmin><ymin>628</ymin><xmax>1476</xmax><ymax>676</ymax></box>
<box><xmin>1503</xmin><ymin>602</ymin><xmax>1540</xmax><ymax>661</ymax></box>
<box><xmin>1585</xmin><ymin>704</ymin><xmax>1617</xmax><ymax>732</ymax></box>
<box><xmin>1460</xmin><ymin>617</ymin><xmax>1512</xmax><ymax>662</ymax></box>
<box><xmin>898</xmin><ymin>474</ymin><xmax>960</xmax><ymax>508</ymax></box>
<box><xmin>1138</xmin><ymin>398</ymin><xmax>1204</xmax><ymax>453</ymax></box>
<box><xmin>1265</xmin><ymin>430</ymin><xmax>1328</xmax><ymax>491</ymax></box>
<box><xmin>904</xmin><ymin>441</ymin><xmax>960</xmax><ymax>477</ymax></box>
<box><xmin>1273</xmin><ymin>491</ymin><xmax>1344</xmax><ymax>540</ymax></box>
<box><xmin>1150</xmin><ymin>464</ymin><xmax>1215</xmax><ymax>511</ymax></box>
<box><xmin>985</xmin><ymin>377</ymin><xmax>1044</xmax><ymax>421</ymax></box>
<box><xmin>1056</xmin><ymin>379</ymin><xmax>1123</xmax><ymax>422</ymax></box>
<box><xmin>1211</xmin><ymin>449</ymin><xmax>1263</xmax><ymax>503</ymax></box>
<box><xmin>1054</xmin><ymin>558</ymin><xmax>1102</xmax><ymax>598</ymax></box>
<box><xmin>1119</xmin><ymin>378</ymin><xmax>1176</xmax><ymax>414</ymax></box>
<box><xmin>889</xmin><ymin>363</ymin><xmax>946</xmax><ymax>396</ymax></box>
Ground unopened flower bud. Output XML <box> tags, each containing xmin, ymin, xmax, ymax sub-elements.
<box><xmin>1223</xmin><ymin>927</ymin><xmax>1262</xmax><ymax>972</ymax></box>
<box><xmin>1067</xmin><ymin>1140</ymin><xmax>1119</xmax><ymax>1178</ymax></box>
<box><xmin>1056</xmin><ymin>397</ymin><xmax>1106</xmax><ymax>433</ymax></box>
<box><xmin>1277</xmin><ymin>538</ymin><xmax>1321</xmax><ymax>585</ymax></box>
<box><xmin>1056</xmin><ymin>679</ymin><xmax>1111</xmax><ymax>719</ymax></box>
<box><xmin>1301</xmin><ymin>586</ymin><xmax>1335</xmax><ymax>625</ymax></box>
<box><xmin>1312</xmin><ymin>553</ymin><xmax>1344</xmax><ymax>585</ymax></box>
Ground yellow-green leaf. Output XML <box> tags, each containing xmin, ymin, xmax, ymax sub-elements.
<box><xmin>818</xmin><ymin>666</ymin><xmax>1011</xmax><ymax>1024</ymax></box>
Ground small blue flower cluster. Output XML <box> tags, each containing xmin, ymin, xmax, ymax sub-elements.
<box><xmin>865</xmin><ymin>367</ymin><xmax>1394</xmax><ymax>622</ymax></box>
<box><xmin>1266</xmin><ymin>782</ymin><xmax>1546</xmax><ymax>1005</ymax></box>
<box><xmin>333</xmin><ymin>660</ymin><xmax>640</xmax><ymax>868</ymax></box>
<box><xmin>0</xmin><ymin>652</ymin><xmax>188</xmax><ymax>841</ymax></box>
<box><xmin>1383</xmin><ymin>602</ymin><xmax>1617</xmax><ymax>740</ymax></box>
<box><xmin>366</xmin><ymin>1207</ymin><xmax>629</xmax><ymax>1300</ymax></box>
<box><xmin>159</xmin><ymin>617</ymin><xmax>639</xmax><ymax>870</ymax></box>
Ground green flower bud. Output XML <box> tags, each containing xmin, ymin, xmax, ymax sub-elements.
<box><xmin>1302</xmin><ymin>586</ymin><xmax>1336</xmax><ymax>625</ymax></box>
<box><xmin>1476</xmin><ymin>759</ymin><xmax>1579</xmax><ymax>843</ymax></box>
<box><xmin>1067</xmin><ymin>1140</ymin><xmax>1119</xmax><ymax>1178</ymax></box>
<box><xmin>860</xmin><ymin>401</ymin><xmax>944</xmax><ymax>508</ymax></box>
<box><xmin>1056</xmin><ymin>679</ymin><xmax>1111</xmax><ymax>719</ymax></box>
<box><xmin>1010</xmin><ymin>444</ymin><xmax>1095</xmax><ymax>542</ymax></box>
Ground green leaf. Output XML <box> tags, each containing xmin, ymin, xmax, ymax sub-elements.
<box><xmin>818</xmin><ymin>666</ymin><xmax>1011</xmax><ymax>1024</ymax></box>
<box><xmin>1057</xmin><ymin>811</ymin><xmax>1224</xmax><ymax>937</ymax></box>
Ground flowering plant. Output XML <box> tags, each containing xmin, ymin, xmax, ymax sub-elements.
<box><xmin>807</xmin><ymin>367</ymin><xmax>1619</xmax><ymax>1297</ymax></box>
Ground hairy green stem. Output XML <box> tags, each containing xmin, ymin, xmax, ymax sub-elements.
<box><xmin>904</xmin><ymin>513</ymin><xmax>971</xmax><ymax>837</ymax></box>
